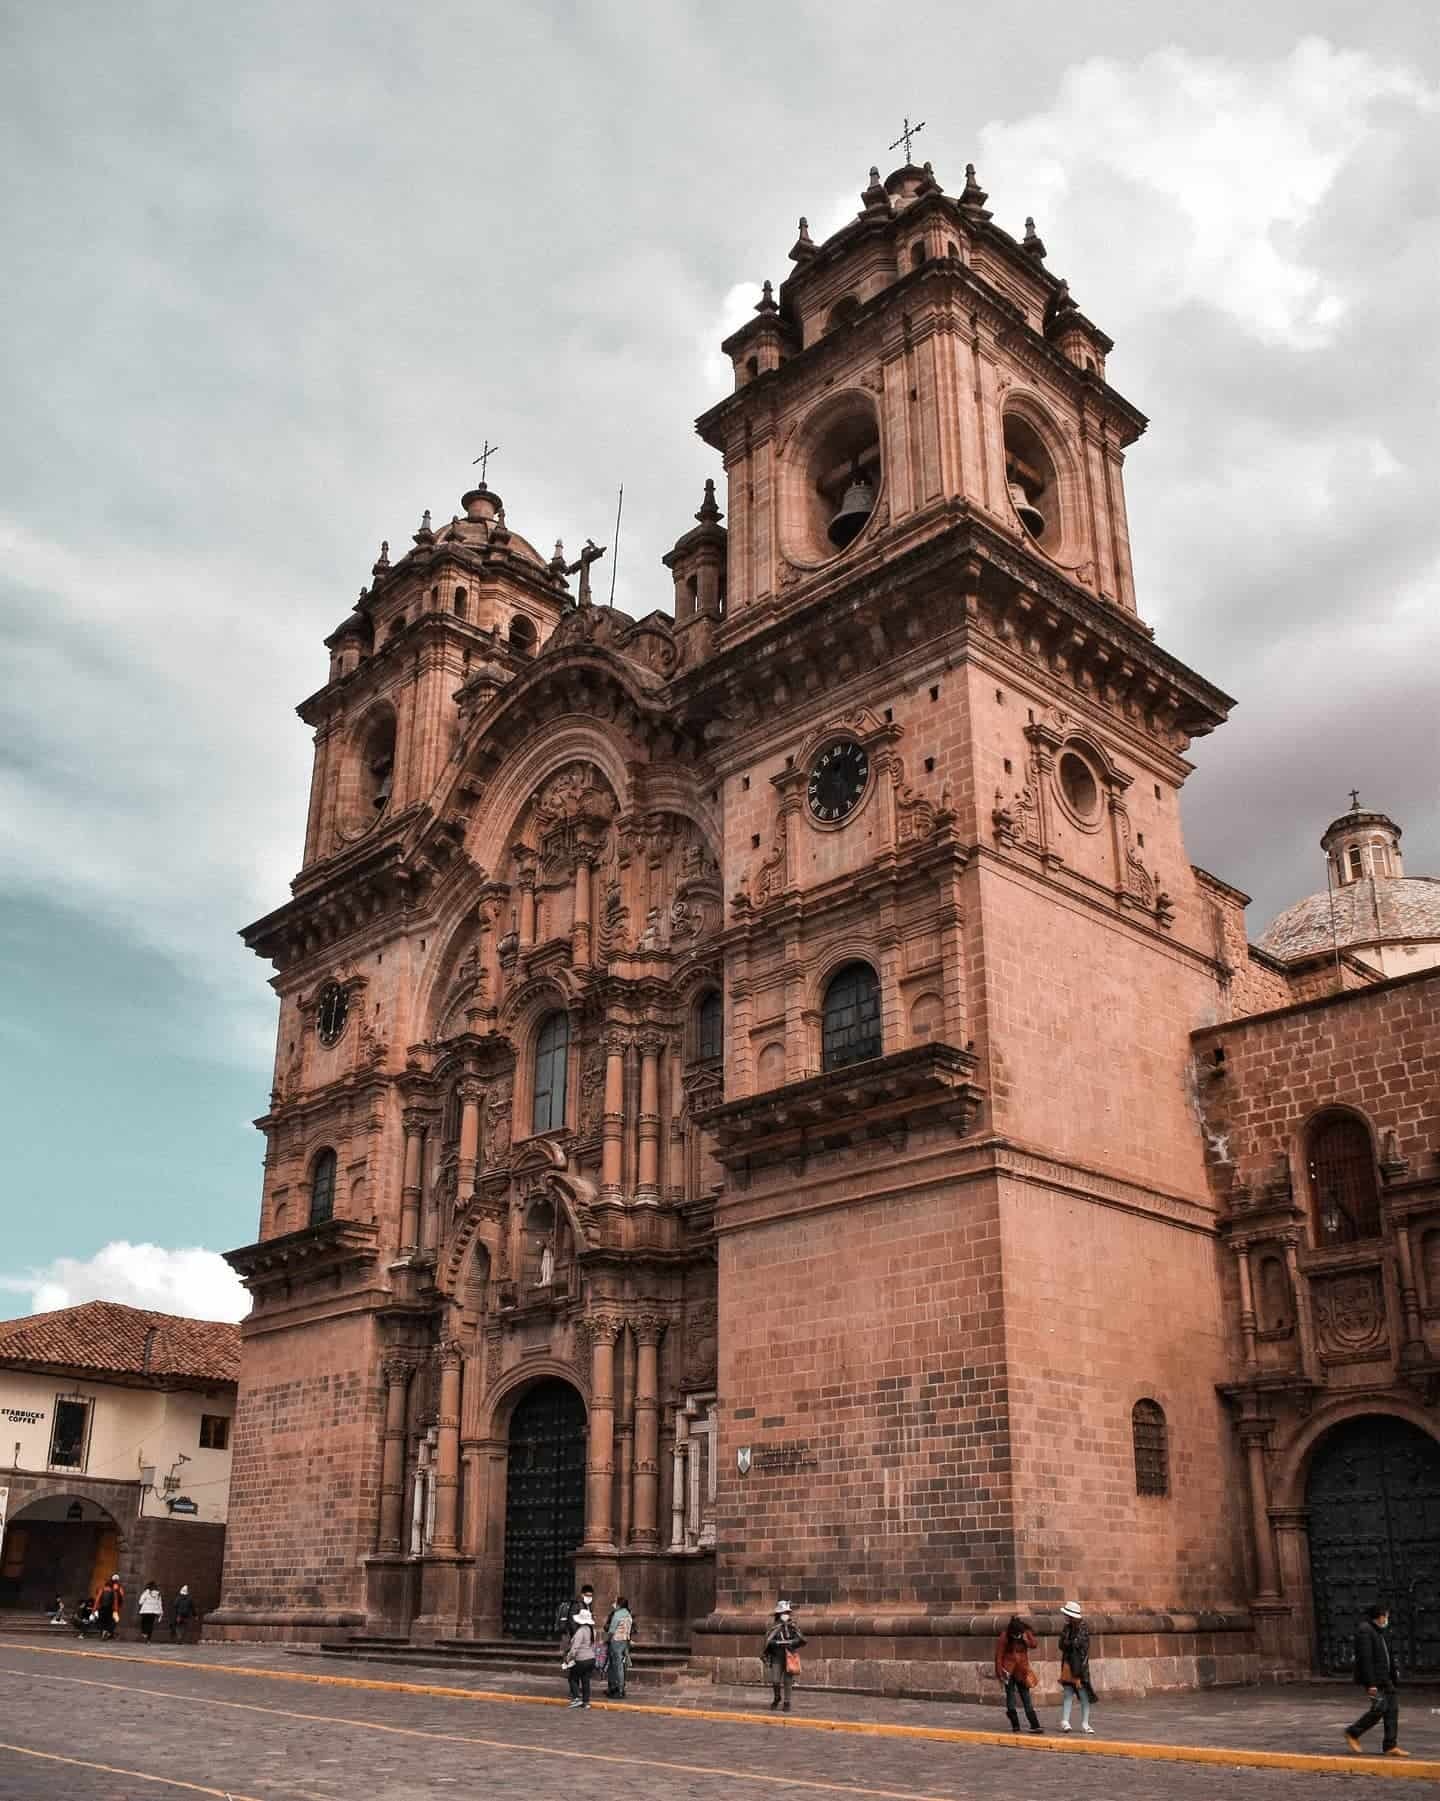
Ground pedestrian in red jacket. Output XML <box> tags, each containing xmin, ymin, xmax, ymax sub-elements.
<box><xmin>995</xmin><ymin>1615</ymin><xmax>1043</xmax><ymax>1733</ymax></box>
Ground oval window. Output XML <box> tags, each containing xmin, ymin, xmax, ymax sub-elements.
<box><xmin>1058</xmin><ymin>751</ymin><xmax>1099</xmax><ymax>821</ymax></box>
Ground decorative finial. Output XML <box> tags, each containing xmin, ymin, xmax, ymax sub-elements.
<box><xmin>413</xmin><ymin>508</ymin><xmax>434</xmax><ymax>547</ymax></box>
<box><xmin>916</xmin><ymin>160</ymin><xmax>941</xmax><ymax>195</ymax></box>
<box><xmin>1045</xmin><ymin>278</ymin><xmax>1079</xmax><ymax>331</ymax></box>
<box><xmin>788</xmin><ymin>215</ymin><xmax>817</xmax><ymax>263</ymax></box>
<box><xmin>754</xmin><ymin>279</ymin><xmax>779</xmax><ymax>315</ymax></box>
<box><xmin>1349</xmin><ymin>788</ymin><xmax>1362</xmax><ymax>811</ymax></box>
<box><xmin>1022</xmin><ymin>216</ymin><xmax>1047</xmax><ymax>259</ymax></box>
<box><xmin>861</xmin><ymin>166</ymin><xmax>891</xmax><ymax>216</ymax></box>
<box><xmin>549</xmin><ymin>538</ymin><xmax>567</xmax><ymax>576</ymax></box>
<box><xmin>961</xmin><ymin>162</ymin><xmax>992</xmax><ymax>219</ymax></box>
<box><xmin>372</xmin><ymin>540</ymin><xmax>390</xmax><ymax>576</ymax></box>
<box><xmin>695</xmin><ymin>478</ymin><xmax>723</xmax><ymax>525</ymax></box>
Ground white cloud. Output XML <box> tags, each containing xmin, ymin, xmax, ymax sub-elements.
<box><xmin>980</xmin><ymin>38</ymin><xmax>1438</xmax><ymax>347</ymax></box>
<box><xmin>0</xmin><ymin>1242</ymin><xmax>248</xmax><ymax>1324</ymax></box>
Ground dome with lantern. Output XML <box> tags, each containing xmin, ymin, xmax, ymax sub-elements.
<box><xmin>1258</xmin><ymin>797</ymin><xmax>1440</xmax><ymax>978</ymax></box>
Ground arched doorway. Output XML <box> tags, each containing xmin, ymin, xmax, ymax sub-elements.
<box><xmin>501</xmin><ymin>1379</ymin><xmax>586</xmax><ymax>1639</ymax></box>
<box><xmin>0</xmin><ymin>1495</ymin><xmax>120</xmax><ymax>1612</ymax></box>
<box><xmin>1306</xmin><ymin>1416</ymin><xmax>1440</xmax><ymax>1674</ymax></box>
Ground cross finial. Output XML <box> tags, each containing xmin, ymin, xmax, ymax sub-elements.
<box><xmin>1349</xmin><ymin>788</ymin><xmax>1362</xmax><ymax>811</ymax></box>
<box><xmin>472</xmin><ymin>439</ymin><xmax>501</xmax><ymax>483</ymax></box>
<box><xmin>889</xmin><ymin>115</ymin><xmax>926</xmax><ymax>164</ymax></box>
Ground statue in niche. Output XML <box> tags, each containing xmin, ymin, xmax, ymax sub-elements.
<box><xmin>539</xmin><ymin>1244</ymin><xmax>555</xmax><ymax>1288</ymax></box>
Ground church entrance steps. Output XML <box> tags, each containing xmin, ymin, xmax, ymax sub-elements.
<box><xmin>313</xmin><ymin>1635</ymin><xmax>695</xmax><ymax>1684</ymax></box>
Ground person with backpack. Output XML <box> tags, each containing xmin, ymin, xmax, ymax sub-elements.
<box><xmin>562</xmin><ymin>1606</ymin><xmax>597</xmax><ymax>1708</ymax></box>
<box><xmin>763</xmin><ymin>1602</ymin><xmax>806</xmax><ymax>1712</ymax></box>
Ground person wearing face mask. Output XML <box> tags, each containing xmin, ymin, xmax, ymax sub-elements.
<box><xmin>1345</xmin><ymin>1601</ymin><xmax>1408</xmax><ymax>1757</ymax></box>
<box><xmin>762</xmin><ymin>1603</ymin><xmax>806</xmax><ymax>1713</ymax></box>
<box><xmin>171</xmin><ymin>1585</ymin><xmax>197</xmax><ymax>1643</ymax></box>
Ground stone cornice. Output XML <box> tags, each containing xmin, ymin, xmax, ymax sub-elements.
<box><xmin>225</xmin><ymin>1218</ymin><xmax>380</xmax><ymax>1298</ymax></box>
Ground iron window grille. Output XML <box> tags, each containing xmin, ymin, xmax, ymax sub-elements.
<box><xmin>821</xmin><ymin>962</ymin><xmax>882</xmax><ymax>1071</ymax></box>
<box><xmin>1132</xmin><ymin>1399</ymin><xmax>1169</xmax><ymax>1497</ymax></box>
<box><xmin>1308</xmin><ymin>1113</ymin><xmax>1381</xmax><ymax>1246</ymax></box>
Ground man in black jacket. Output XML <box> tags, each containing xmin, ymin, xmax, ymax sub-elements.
<box><xmin>1345</xmin><ymin>1603</ymin><xmax>1407</xmax><ymax>1757</ymax></box>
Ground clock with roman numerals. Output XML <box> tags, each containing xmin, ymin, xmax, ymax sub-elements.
<box><xmin>806</xmin><ymin>738</ymin><xmax>870</xmax><ymax>824</ymax></box>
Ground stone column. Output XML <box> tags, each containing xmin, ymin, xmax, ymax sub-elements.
<box><xmin>518</xmin><ymin>867</ymin><xmax>537</xmax><ymax>951</ymax></box>
<box><xmin>670</xmin><ymin>1407</ymin><xmax>689</xmax><ymax>1550</ymax></box>
<box><xmin>635</xmin><ymin>1035</ymin><xmax>663</xmax><ymax>1206</ymax></box>
<box><xmin>572</xmin><ymin>853</ymin><xmax>593</xmax><ymax>971</ymax></box>
<box><xmin>617</xmin><ymin>1323</ymin><xmax>635</xmax><ymax>1550</ymax></box>
<box><xmin>1284</xmin><ymin>1236</ymin><xmax>1319</xmax><ymax>1383</ymax></box>
<box><xmin>377</xmin><ymin>1357</ymin><xmax>413</xmax><ymax>1553</ymax></box>
<box><xmin>582</xmin><ymin>1316</ymin><xmax>622</xmax><ymax>1551</ymax></box>
<box><xmin>400</xmin><ymin>1112</ymin><xmax>426</xmax><ymax>1252</ymax></box>
<box><xmin>631</xmin><ymin>1316</ymin><xmax>666</xmax><ymax>1546</ymax></box>
<box><xmin>601</xmin><ymin>1030</ymin><xmax>627</xmax><ymax>1203</ymax></box>
<box><xmin>1239</xmin><ymin>1415</ymin><xmax>1280</xmax><ymax>1598</ymax></box>
<box><xmin>457</xmin><ymin>1080</ymin><xmax>482</xmax><ymax>1196</ymax></box>
<box><xmin>431</xmin><ymin>1341</ymin><xmax>464</xmax><ymax>1553</ymax></box>
<box><xmin>1393</xmin><ymin>1219</ymin><xmax>1426</xmax><ymax>1354</ymax></box>
<box><xmin>1234</xmin><ymin>1241</ymin><xmax>1258</xmax><ymax>1372</ymax></box>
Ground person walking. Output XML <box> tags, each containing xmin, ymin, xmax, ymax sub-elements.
<box><xmin>1057</xmin><ymin>1601</ymin><xmax>1096</xmax><ymax>1734</ymax></box>
<box><xmin>995</xmin><ymin>1614</ymin><xmax>1044</xmax><ymax>1733</ymax></box>
<box><xmin>605</xmin><ymin>1596</ymin><xmax>635</xmax><ymax>1699</ymax></box>
<box><xmin>171</xmin><ymin>1585</ymin><xmax>197</xmax><ymax>1643</ymax></box>
<box><xmin>1345</xmin><ymin>1602</ymin><xmax>1408</xmax><ymax>1757</ymax></box>
<box><xmin>763</xmin><ymin>1602</ymin><xmax>807</xmax><ymax>1713</ymax></box>
<box><xmin>94</xmin><ymin>1575</ymin><xmax>124</xmax><ymax>1641</ymax></box>
<box><xmin>563</xmin><ymin>1606</ymin><xmax>597</xmax><ymax>1708</ymax></box>
<box><xmin>137</xmin><ymin>1581</ymin><xmax>164</xmax><ymax>1643</ymax></box>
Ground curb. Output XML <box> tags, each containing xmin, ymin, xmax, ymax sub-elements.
<box><xmin>1</xmin><ymin>1638</ymin><xmax>1435</xmax><ymax>1781</ymax></box>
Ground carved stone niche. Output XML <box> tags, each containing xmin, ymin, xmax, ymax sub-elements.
<box><xmin>1311</xmin><ymin>1268</ymin><xmax>1389</xmax><ymax>1363</ymax></box>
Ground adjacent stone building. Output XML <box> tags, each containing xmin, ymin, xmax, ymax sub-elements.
<box><xmin>0</xmin><ymin>1302</ymin><xmax>239</xmax><ymax>1621</ymax></box>
<box><xmin>216</xmin><ymin>154</ymin><xmax>1440</xmax><ymax>1691</ymax></box>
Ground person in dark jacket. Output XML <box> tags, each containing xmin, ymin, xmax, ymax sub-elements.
<box><xmin>1057</xmin><ymin>1601</ymin><xmax>1096</xmax><ymax>1734</ymax></box>
<box><xmin>995</xmin><ymin>1615</ymin><xmax>1043</xmax><ymax>1733</ymax></box>
<box><xmin>170</xmin><ymin>1585</ymin><xmax>197</xmax><ymax>1643</ymax></box>
<box><xmin>1345</xmin><ymin>1603</ymin><xmax>1408</xmax><ymax>1757</ymax></box>
<box><xmin>763</xmin><ymin>1603</ymin><xmax>807</xmax><ymax>1712</ymax></box>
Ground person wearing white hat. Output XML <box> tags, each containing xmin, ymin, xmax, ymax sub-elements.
<box><xmin>1058</xmin><ymin>1602</ymin><xmax>1095</xmax><ymax>1733</ymax></box>
<box><xmin>762</xmin><ymin>1602</ymin><xmax>807</xmax><ymax>1712</ymax></box>
<box><xmin>563</xmin><ymin>1606</ymin><xmax>598</xmax><ymax>1708</ymax></box>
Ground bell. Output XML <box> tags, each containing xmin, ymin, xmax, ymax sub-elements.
<box><xmin>1009</xmin><ymin>480</ymin><xmax>1046</xmax><ymax>539</ymax></box>
<box><xmin>827</xmin><ymin>471</ymin><xmax>876</xmax><ymax>549</ymax></box>
<box><xmin>371</xmin><ymin>756</ymin><xmax>393</xmax><ymax>812</ymax></box>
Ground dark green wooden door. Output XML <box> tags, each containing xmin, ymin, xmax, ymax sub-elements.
<box><xmin>1307</xmin><ymin>1416</ymin><xmax>1440</xmax><ymax>1674</ymax></box>
<box><xmin>501</xmin><ymin>1380</ymin><xmax>586</xmax><ymax>1639</ymax></box>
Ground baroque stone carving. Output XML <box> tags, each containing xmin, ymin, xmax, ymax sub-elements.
<box><xmin>1312</xmin><ymin>1271</ymin><xmax>1387</xmax><ymax>1359</ymax></box>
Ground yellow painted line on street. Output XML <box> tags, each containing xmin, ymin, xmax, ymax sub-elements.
<box><xmin>1</xmin><ymin>1637</ymin><xmax>1436</xmax><ymax>1782</ymax></box>
<box><xmin>0</xmin><ymin>1739</ymin><xmax>263</xmax><ymax>1800</ymax></box>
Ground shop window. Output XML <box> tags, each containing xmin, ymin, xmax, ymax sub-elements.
<box><xmin>49</xmin><ymin>1397</ymin><xmax>92</xmax><ymax>1471</ymax></box>
<box><xmin>309</xmin><ymin>1147</ymin><xmax>337</xmax><ymax>1225</ymax></box>
<box><xmin>199</xmin><ymin>1414</ymin><xmax>230</xmax><ymax>1451</ymax></box>
<box><xmin>1308</xmin><ymin>1112</ymin><xmax>1380</xmax><ymax>1246</ymax></box>
<box><xmin>531</xmin><ymin>1012</ymin><xmax>570</xmax><ymax>1135</ymax></box>
<box><xmin>1132</xmin><ymin>1399</ymin><xmax>1169</xmax><ymax>1497</ymax></box>
<box><xmin>822</xmin><ymin>962</ymin><xmax>882</xmax><ymax>1071</ymax></box>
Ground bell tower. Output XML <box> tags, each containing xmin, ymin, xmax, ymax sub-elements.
<box><xmin>685</xmin><ymin>155</ymin><xmax>1255</xmax><ymax>1684</ymax></box>
<box><xmin>700</xmin><ymin>161</ymin><xmax>1140</xmax><ymax>632</ymax></box>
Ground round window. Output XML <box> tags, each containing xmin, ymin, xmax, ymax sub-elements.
<box><xmin>317</xmin><ymin>982</ymin><xmax>350</xmax><ymax>1046</ymax></box>
<box><xmin>1058</xmin><ymin>751</ymin><xmax>1100</xmax><ymax>822</ymax></box>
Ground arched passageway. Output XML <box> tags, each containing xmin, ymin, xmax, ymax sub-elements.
<box><xmin>0</xmin><ymin>1494</ymin><xmax>120</xmax><ymax>1612</ymax></box>
<box><xmin>500</xmin><ymin>1380</ymin><xmax>586</xmax><ymax>1639</ymax></box>
<box><xmin>1306</xmin><ymin>1416</ymin><xmax>1440</xmax><ymax>1674</ymax></box>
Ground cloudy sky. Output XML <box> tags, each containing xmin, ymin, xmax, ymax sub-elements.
<box><xmin>2</xmin><ymin>2</ymin><xmax>1436</xmax><ymax>1322</ymax></box>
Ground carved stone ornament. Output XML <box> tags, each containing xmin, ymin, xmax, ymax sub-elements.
<box><xmin>751</xmin><ymin>811</ymin><xmax>788</xmax><ymax>907</ymax></box>
<box><xmin>684</xmin><ymin>1301</ymin><xmax>718</xmax><ymax>1385</ymax></box>
<box><xmin>1312</xmin><ymin>1271</ymin><xmax>1387</xmax><ymax>1359</ymax></box>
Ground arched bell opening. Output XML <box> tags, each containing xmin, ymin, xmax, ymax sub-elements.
<box><xmin>1002</xmin><ymin>411</ymin><xmax>1063</xmax><ymax>554</ymax></box>
<box><xmin>500</xmin><ymin>1377</ymin><xmax>587</xmax><ymax>1640</ymax></box>
<box><xmin>781</xmin><ymin>394</ymin><xmax>883</xmax><ymax>566</ymax></box>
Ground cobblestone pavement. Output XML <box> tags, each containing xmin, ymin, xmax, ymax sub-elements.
<box><xmin>0</xmin><ymin>1640</ymin><xmax>1434</xmax><ymax>1801</ymax></box>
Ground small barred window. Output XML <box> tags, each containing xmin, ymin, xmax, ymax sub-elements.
<box><xmin>1132</xmin><ymin>1398</ymin><xmax>1169</xmax><ymax>1497</ymax></box>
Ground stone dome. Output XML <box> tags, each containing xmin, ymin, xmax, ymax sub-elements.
<box><xmin>1258</xmin><ymin>876</ymin><xmax>1440</xmax><ymax>961</ymax></box>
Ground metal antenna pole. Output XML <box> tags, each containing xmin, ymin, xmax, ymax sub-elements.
<box><xmin>608</xmin><ymin>484</ymin><xmax>624</xmax><ymax>607</ymax></box>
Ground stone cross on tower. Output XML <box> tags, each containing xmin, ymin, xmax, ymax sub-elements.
<box><xmin>565</xmin><ymin>538</ymin><xmax>607</xmax><ymax>606</ymax></box>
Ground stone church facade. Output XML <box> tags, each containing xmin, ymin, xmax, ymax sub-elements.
<box><xmin>215</xmin><ymin>156</ymin><xmax>1440</xmax><ymax>1692</ymax></box>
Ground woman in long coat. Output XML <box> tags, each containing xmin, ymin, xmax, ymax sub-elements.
<box><xmin>1058</xmin><ymin>1601</ymin><xmax>1096</xmax><ymax>1734</ymax></box>
<box><xmin>763</xmin><ymin>1603</ymin><xmax>807</xmax><ymax>1712</ymax></box>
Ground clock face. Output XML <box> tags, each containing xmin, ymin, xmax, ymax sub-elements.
<box><xmin>807</xmin><ymin>739</ymin><xmax>870</xmax><ymax>824</ymax></box>
<box><xmin>317</xmin><ymin>982</ymin><xmax>349</xmax><ymax>1046</ymax></box>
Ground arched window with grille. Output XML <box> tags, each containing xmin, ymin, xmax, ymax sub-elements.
<box><xmin>531</xmin><ymin>1011</ymin><xmax>570</xmax><ymax>1135</ymax></box>
<box><xmin>309</xmin><ymin>1148</ymin><xmax>337</xmax><ymax>1225</ymax></box>
<box><xmin>1132</xmin><ymin>1399</ymin><xmax>1169</xmax><ymax>1497</ymax></box>
<box><xmin>697</xmin><ymin>990</ymin><xmax>723</xmax><ymax>1063</ymax></box>
<box><xmin>821</xmin><ymin>961</ymin><xmax>882</xmax><ymax>1071</ymax></box>
<box><xmin>1307</xmin><ymin>1111</ymin><xmax>1380</xmax><ymax>1246</ymax></box>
